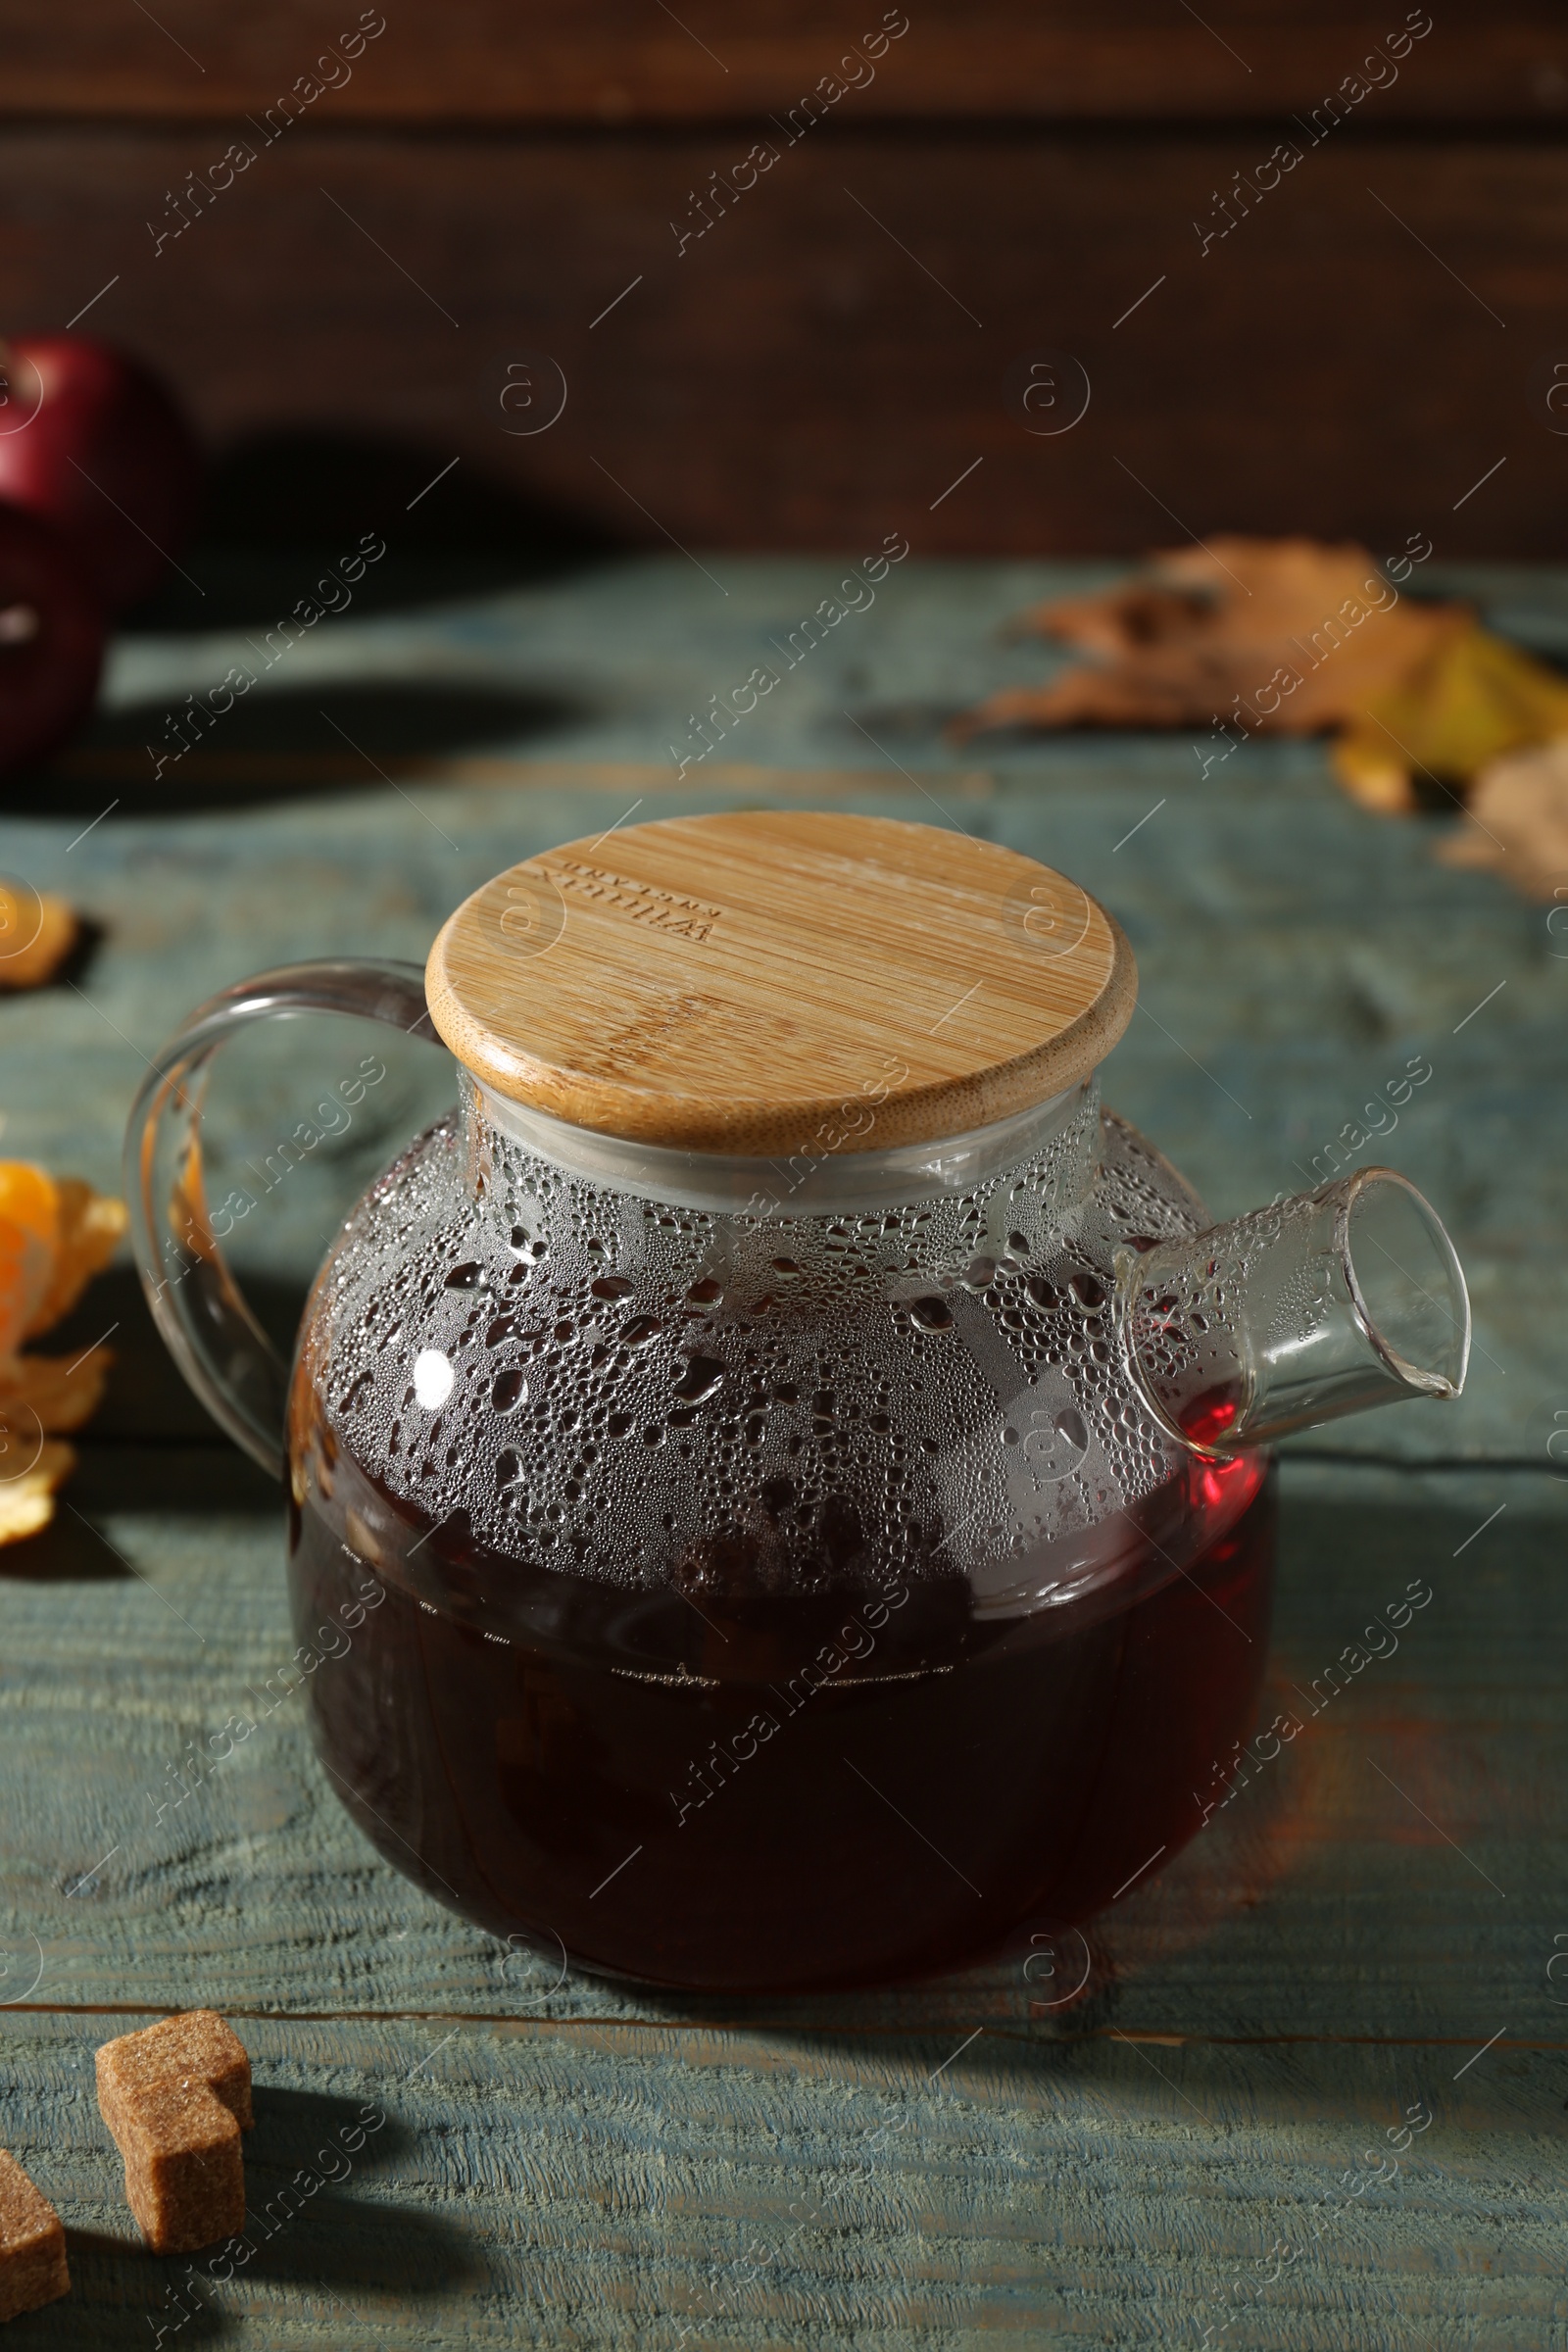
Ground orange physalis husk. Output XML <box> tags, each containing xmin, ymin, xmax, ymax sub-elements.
<box><xmin>0</xmin><ymin>1163</ymin><xmax>126</xmax><ymax>1546</ymax></box>
<box><xmin>0</xmin><ymin>891</ymin><xmax>78</xmax><ymax>992</ymax></box>
<box><xmin>0</xmin><ymin>1346</ymin><xmax>114</xmax><ymax>1434</ymax></box>
<box><xmin>0</xmin><ymin>1440</ymin><xmax>75</xmax><ymax>1546</ymax></box>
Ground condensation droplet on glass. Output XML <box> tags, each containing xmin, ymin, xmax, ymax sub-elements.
<box><xmin>908</xmin><ymin>1297</ymin><xmax>954</xmax><ymax>1331</ymax></box>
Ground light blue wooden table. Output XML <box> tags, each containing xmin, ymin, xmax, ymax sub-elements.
<box><xmin>0</xmin><ymin>553</ymin><xmax>1563</xmax><ymax>2346</ymax></box>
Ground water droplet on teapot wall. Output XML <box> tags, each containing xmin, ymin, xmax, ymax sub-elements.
<box><xmin>908</xmin><ymin>1297</ymin><xmax>954</xmax><ymax>1331</ymax></box>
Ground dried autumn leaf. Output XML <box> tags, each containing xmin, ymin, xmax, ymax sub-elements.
<box><xmin>955</xmin><ymin>536</ymin><xmax>1568</xmax><ymax>822</ymax></box>
<box><xmin>956</xmin><ymin>539</ymin><xmax>1462</xmax><ymax>740</ymax></box>
<box><xmin>1435</xmin><ymin>735</ymin><xmax>1568</xmax><ymax>900</ymax></box>
<box><xmin>0</xmin><ymin>889</ymin><xmax>77</xmax><ymax>991</ymax></box>
<box><xmin>1334</xmin><ymin>630</ymin><xmax>1568</xmax><ymax>815</ymax></box>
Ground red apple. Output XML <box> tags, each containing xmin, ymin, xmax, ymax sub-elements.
<box><xmin>0</xmin><ymin>502</ymin><xmax>104</xmax><ymax>778</ymax></box>
<box><xmin>0</xmin><ymin>337</ymin><xmax>200</xmax><ymax>611</ymax></box>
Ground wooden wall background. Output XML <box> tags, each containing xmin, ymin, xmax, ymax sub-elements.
<box><xmin>3</xmin><ymin>2</ymin><xmax>1568</xmax><ymax>555</ymax></box>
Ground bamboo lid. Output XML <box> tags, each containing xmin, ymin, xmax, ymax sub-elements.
<box><xmin>425</xmin><ymin>811</ymin><xmax>1136</xmax><ymax>1154</ymax></box>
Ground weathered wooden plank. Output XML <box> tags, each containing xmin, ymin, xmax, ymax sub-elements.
<box><xmin>0</xmin><ymin>132</ymin><xmax>1561</xmax><ymax>553</ymax></box>
<box><xmin>1</xmin><ymin>4</ymin><xmax>1561</xmax><ymax>126</ymax></box>
<box><xmin>0</xmin><ymin>1455</ymin><xmax>1557</xmax><ymax>2043</ymax></box>
<box><xmin>6</xmin><ymin>536</ymin><xmax>1562</xmax><ymax>1459</ymax></box>
<box><xmin>1</xmin><ymin>559</ymin><xmax>1564</xmax><ymax>2341</ymax></box>
<box><xmin>0</xmin><ymin>2005</ymin><xmax>1561</xmax><ymax>2347</ymax></box>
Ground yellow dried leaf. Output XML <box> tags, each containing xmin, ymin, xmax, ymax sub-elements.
<box><xmin>1327</xmin><ymin>733</ymin><xmax>1417</xmax><ymax>815</ymax></box>
<box><xmin>1352</xmin><ymin>627</ymin><xmax>1568</xmax><ymax>792</ymax></box>
<box><xmin>0</xmin><ymin>892</ymin><xmax>77</xmax><ymax>992</ymax></box>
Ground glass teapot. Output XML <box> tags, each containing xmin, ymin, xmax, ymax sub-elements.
<box><xmin>126</xmin><ymin>813</ymin><xmax>1469</xmax><ymax>1993</ymax></box>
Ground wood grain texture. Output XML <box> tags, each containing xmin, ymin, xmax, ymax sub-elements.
<box><xmin>0</xmin><ymin>1468</ymin><xmax>1563</xmax><ymax>2343</ymax></box>
<box><xmin>0</xmin><ymin>2006</ymin><xmax>1560</xmax><ymax>2349</ymax></box>
<box><xmin>4</xmin><ymin>558</ymin><xmax>1568</xmax><ymax>2337</ymax></box>
<box><xmin>8</xmin><ymin>551</ymin><xmax>1564</xmax><ymax>1451</ymax></box>
<box><xmin>50</xmin><ymin>748</ymin><xmax>982</xmax><ymax>795</ymax></box>
<box><xmin>426</xmin><ymin>811</ymin><xmax>1134</xmax><ymax>1149</ymax></box>
<box><xmin>2</xmin><ymin>3</ymin><xmax>1566</xmax><ymax>125</ymax></box>
<box><xmin>0</xmin><ymin>129</ymin><xmax>1563</xmax><ymax>554</ymax></box>
<box><xmin>0</xmin><ymin>1451</ymin><xmax>1553</xmax><ymax>2041</ymax></box>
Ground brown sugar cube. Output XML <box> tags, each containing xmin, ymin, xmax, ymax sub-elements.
<box><xmin>0</xmin><ymin>2148</ymin><xmax>69</xmax><ymax>2322</ymax></box>
<box><xmin>103</xmin><ymin>2080</ymin><xmax>242</xmax><ymax>2258</ymax></box>
<box><xmin>97</xmin><ymin>2011</ymin><xmax>252</xmax><ymax>2134</ymax></box>
<box><xmin>96</xmin><ymin>2010</ymin><xmax>253</xmax><ymax>2255</ymax></box>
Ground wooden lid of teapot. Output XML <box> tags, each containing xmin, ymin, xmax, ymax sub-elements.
<box><xmin>425</xmin><ymin>811</ymin><xmax>1136</xmax><ymax>1154</ymax></box>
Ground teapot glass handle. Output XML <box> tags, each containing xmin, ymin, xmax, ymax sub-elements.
<box><xmin>122</xmin><ymin>959</ymin><xmax>440</xmax><ymax>1479</ymax></box>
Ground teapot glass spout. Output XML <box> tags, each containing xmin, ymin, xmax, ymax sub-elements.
<box><xmin>1118</xmin><ymin>1166</ymin><xmax>1470</xmax><ymax>1455</ymax></box>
